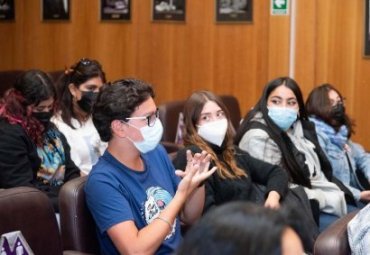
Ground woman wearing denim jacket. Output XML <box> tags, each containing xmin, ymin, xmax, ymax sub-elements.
<box><xmin>306</xmin><ymin>84</ymin><xmax>370</xmax><ymax>203</ymax></box>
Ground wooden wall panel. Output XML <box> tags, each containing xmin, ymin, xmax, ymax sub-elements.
<box><xmin>0</xmin><ymin>0</ymin><xmax>272</xmax><ymax>116</ymax></box>
<box><xmin>351</xmin><ymin>0</ymin><xmax>370</xmax><ymax>147</ymax></box>
<box><xmin>294</xmin><ymin>0</ymin><xmax>316</xmax><ymax>97</ymax></box>
<box><xmin>1</xmin><ymin>0</ymin><xmax>370</xmax><ymax>147</ymax></box>
<box><xmin>267</xmin><ymin>10</ymin><xmax>290</xmax><ymax>80</ymax></box>
<box><xmin>313</xmin><ymin>0</ymin><xmax>369</xmax><ymax>146</ymax></box>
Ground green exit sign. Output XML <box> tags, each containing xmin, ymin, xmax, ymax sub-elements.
<box><xmin>271</xmin><ymin>0</ymin><xmax>289</xmax><ymax>15</ymax></box>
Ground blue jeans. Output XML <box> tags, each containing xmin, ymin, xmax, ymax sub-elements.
<box><xmin>319</xmin><ymin>204</ymin><xmax>358</xmax><ymax>232</ymax></box>
<box><xmin>319</xmin><ymin>213</ymin><xmax>339</xmax><ymax>232</ymax></box>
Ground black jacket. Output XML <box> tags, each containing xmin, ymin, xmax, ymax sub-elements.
<box><xmin>172</xmin><ymin>144</ymin><xmax>288</xmax><ymax>213</ymax></box>
<box><xmin>0</xmin><ymin>118</ymin><xmax>80</xmax><ymax>211</ymax></box>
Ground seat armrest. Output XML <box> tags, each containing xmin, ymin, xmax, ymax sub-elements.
<box><xmin>314</xmin><ymin>210</ymin><xmax>359</xmax><ymax>255</ymax></box>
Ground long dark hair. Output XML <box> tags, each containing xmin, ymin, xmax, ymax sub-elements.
<box><xmin>183</xmin><ymin>90</ymin><xmax>246</xmax><ymax>179</ymax></box>
<box><xmin>306</xmin><ymin>83</ymin><xmax>354</xmax><ymax>137</ymax></box>
<box><xmin>235</xmin><ymin>77</ymin><xmax>311</xmax><ymax>187</ymax></box>
<box><xmin>56</xmin><ymin>58</ymin><xmax>106</xmax><ymax>128</ymax></box>
<box><xmin>0</xmin><ymin>69</ymin><xmax>56</xmax><ymax>146</ymax></box>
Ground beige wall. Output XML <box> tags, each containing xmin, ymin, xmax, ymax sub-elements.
<box><xmin>1</xmin><ymin>0</ymin><xmax>370</xmax><ymax>147</ymax></box>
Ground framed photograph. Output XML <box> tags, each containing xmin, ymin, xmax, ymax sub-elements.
<box><xmin>216</xmin><ymin>0</ymin><xmax>252</xmax><ymax>23</ymax></box>
<box><xmin>0</xmin><ymin>0</ymin><xmax>15</xmax><ymax>21</ymax></box>
<box><xmin>100</xmin><ymin>0</ymin><xmax>130</xmax><ymax>21</ymax></box>
<box><xmin>152</xmin><ymin>0</ymin><xmax>186</xmax><ymax>22</ymax></box>
<box><xmin>365</xmin><ymin>0</ymin><xmax>370</xmax><ymax>56</ymax></box>
<box><xmin>42</xmin><ymin>0</ymin><xmax>70</xmax><ymax>21</ymax></box>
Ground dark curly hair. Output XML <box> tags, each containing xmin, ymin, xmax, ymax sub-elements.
<box><xmin>92</xmin><ymin>78</ymin><xmax>154</xmax><ymax>142</ymax></box>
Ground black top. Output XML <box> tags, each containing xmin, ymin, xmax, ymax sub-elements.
<box><xmin>172</xmin><ymin>144</ymin><xmax>288</xmax><ymax>213</ymax></box>
<box><xmin>0</xmin><ymin>118</ymin><xmax>80</xmax><ymax>211</ymax></box>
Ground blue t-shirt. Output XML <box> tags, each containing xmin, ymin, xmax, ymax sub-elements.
<box><xmin>85</xmin><ymin>145</ymin><xmax>181</xmax><ymax>255</ymax></box>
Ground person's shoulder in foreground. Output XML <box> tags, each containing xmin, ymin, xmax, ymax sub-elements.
<box><xmin>177</xmin><ymin>201</ymin><xmax>306</xmax><ymax>255</ymax></box>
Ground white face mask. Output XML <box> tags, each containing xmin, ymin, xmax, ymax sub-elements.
<box><xmin>197</xmin><ymin>119</ymin><xmax>228</xmax><ymax>147</ymax></box>
<box><xmin>128</xmin><ymin>119</ymin><xmax>164</xmax><ymax>154</ymax></box>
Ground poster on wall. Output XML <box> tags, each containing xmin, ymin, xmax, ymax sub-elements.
<box><xmin>0</xmin><ymin>0</ymin><xmax>15</xmax><ymax>21</ymax></box>
<box><xmin>365</xmin><ymin>0</ymin><xmax>370</xmax><ymax>56</ymax></box>
<box><xmin>42</xmin><ymin>0</ymin><xmax>70</xmax><ymax>21</ymax></box>
<box><xmin>152</xmin><ymin>0</ymin><xmax>186</xmax><ymax>22</ymax></box>
<box><xmin>100</xmin><ymin>0</ymin><xmax>130</xmax><ymax>21</ymax></box>
<box><xmin>215</xmin><ymin>0</ymin><xmax>252</xmax><ymax>23</ymax></box>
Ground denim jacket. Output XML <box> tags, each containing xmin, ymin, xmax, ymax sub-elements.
<box><xmin>310</xmin><ymin>117</ymin><xmax>370</xmax><ymax>201</ymax></box>
<box><xmin>348</xmin><ymin>203</ymin><xmax>370</xmax><ymax>254</ymax></box>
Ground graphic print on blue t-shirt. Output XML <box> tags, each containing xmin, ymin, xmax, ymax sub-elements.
<box><xmin>144</xmin><ymin>186</ymin><xmax>176</xmax><ymax>240</ymax></box>
<box><xmin>85</xmin><ymin>146</ymin><xmax>182</xmax><ymax>255</ymax></box>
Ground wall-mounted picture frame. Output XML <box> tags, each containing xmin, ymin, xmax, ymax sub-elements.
<box><xmin>152</xmin><ymin>0</ymin><xmax>186</xmax><ymax>22</ymax></box>
<box><xmin>365</xmin><ymin>0</ymin><xmax>370</xmax><ymax>56</ymax></box>
<box><xmin>0</xmin><ymin>0</ymin><xmax>15</xmax><ymax>21</ymax></box>
<box><xmin>100</xmin><ymin>0</ymin><xmax>130</xmax><ymax>21</ymax></box>
<box><xmin>42</xmin><ymin>0</ymin><xmax>70</xmax><ymax>21</ymax></box>
<box><xmin>216</xmin><ymin>0</ymin><xmax>252</xmax><ymax>23</ymax></box>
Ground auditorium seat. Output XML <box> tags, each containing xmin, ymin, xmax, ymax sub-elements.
<box><xmin>313</xmin><ymin>210</ymin><xmax>358</xmax><ymax>255</ymax></box>
<box><xmin>0</xmin><ymin>186</ymin><xmax>88</xmax><ymax>255</ymax></box>
<box><xmin>0</xmin><ymin>70</ymin><xmax>64</xmax><ymax>98</ymax></box>
<box><xmin>219</xmin><ymin>94</ymin><xmax>242</xmax><ymax>131</ymax></box>
<box><xmin>0</xmin><ymin>70</ymin><xmax>23</xmax><ymax>97</ymax></box>
<box><xmin>59</xmin><ymin>176</ymin><xmax>100</xmax><ymax>255</ymax></box>
<box><xmin>158</xmin><ymin>95</ymin><xmax>241</xmax><ymax>152</ymax></box>
<box><xmin>49</xmin><ymin>70</ymin><xmax>64</xmax><ymax>84</ymax></box>
<box><xmin>158</xmin><ymin>99</ymin><xmax>186</xmax><ymax>153</ymax></box>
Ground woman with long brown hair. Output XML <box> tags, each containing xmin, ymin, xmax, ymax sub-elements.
<box><xmin>172</xmin><ymin>90</ymin><xmax>288</xmax><ymax>213</ymax></box>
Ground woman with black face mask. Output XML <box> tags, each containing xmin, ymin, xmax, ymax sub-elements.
<box><xmin>306</xmin><ymin>84</ymin><xmax>370</xmax><ymax>205</ymax></box>
<box><xmin>52</xmin><ymin>58</ymin><xmax>107</xmax><ymax>175</ymax></box>
<box><xmin>0</xmin><ymin>69</ymin><xmax>80</xmax><ymax>211</ymax></box>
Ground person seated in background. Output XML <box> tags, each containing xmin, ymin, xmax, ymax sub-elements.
<box><xmin>306</xmin><ymin>84</ymin><xmax>370</xmax><ymax>205</ymax></box>
<box><xmin>0</xmin><ymin>69</ymin><xmax>80</xmax><ymax>211</ymax></box>
<box><xmin>85</xmin><ymin>79</ymin><xmax>216</xmax><ymax>255</ymax></box>
<box><xmin>172</xmin><ymin>90</ymin><xmax>318</xmax><ymax>252</ymax></box>
<box><xmin>52</xmin><ymin>58</ymin><xmax>107</xmax><ymax>175</ymax></box>
<box><xmin>172</xmin><ymin>90</ymin><xmax>289</xmax><ymax>212</ymax></box>
<box><xmin>234</xmin><ymin>77</ymin><xmax>358</xmax><ymax>232</ymax></box>
<box><xmin>176</xmin><ymin>201</ymin><xmax>305</xmax><ymax>255</ymax></box>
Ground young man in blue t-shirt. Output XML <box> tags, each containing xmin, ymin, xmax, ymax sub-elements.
<box><xmin>85</xmin><ymin>79</ymin><xmax>216</xmax><ymax>255</ymax></box>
